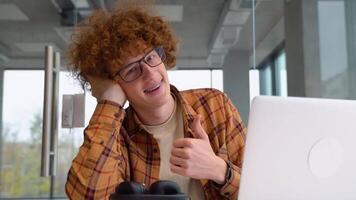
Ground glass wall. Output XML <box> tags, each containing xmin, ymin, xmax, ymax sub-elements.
<box><xmin>283</xmin><ymin>0</ymin><xmax>356</xmax><ymax>99</ymax></box>
<box><xmin>0</xmin><ymin>70</ymin><xmax>50</xmax><ymax>198</ymax></box>
<box><xmin>259</xmin><ymin>64</ymin><xmax>272</xmax><ymax>96</ymax></box>
<box><xmin>0</xmin><ymin>70</ymin><xmax>96</xmax><ymax>198</ymax></box>
<box><xmin>274</xmin><ymin>51</ymin><xmax>287</xmax><ymax>97</ymax></box>
<box><xmin>168</xmin><ymin>70</ymin><xmax>223</xmax><ymax>91</ymax></box>
<box><xmin>258</xmin><ymin>50</ymin><xmax>287</xmax><ymax>97</ymax></box>
<box><xmin>253</xmin><ymin>0</ymin><xmax>356</xmax><ymax>100</ymax></box>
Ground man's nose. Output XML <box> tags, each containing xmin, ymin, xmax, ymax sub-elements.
<box><xmin>140</xmin><ymin>61</ymin><xmax>155</xmax><ymax>79</ymax></box>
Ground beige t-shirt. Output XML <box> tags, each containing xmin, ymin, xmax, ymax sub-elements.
<box><xmin>143</xmin><ymin>101</ymin><xmax>205</xmax><ymax>200</ymax></box>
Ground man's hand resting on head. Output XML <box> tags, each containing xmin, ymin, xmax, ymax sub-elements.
<box><xmin>170</xmin><ymin>115</ymin><xmax>228</xmax><ymax>184</ymax></box>
<box><xmin>86</xmin><ymin>75</ymin><xmax>127</xmax><ymax>106</ymax></box>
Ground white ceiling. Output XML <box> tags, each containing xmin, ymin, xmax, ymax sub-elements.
<box><xmin>0</xmin><ymin>0</ymin><xmax>284</xmax><ymax>69</ymax></box>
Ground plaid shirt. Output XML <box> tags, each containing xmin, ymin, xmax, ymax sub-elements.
<box><xmin>65</xmin><ymin>85</ymin><xmax>247</xmax><ymax>200</ymax></box>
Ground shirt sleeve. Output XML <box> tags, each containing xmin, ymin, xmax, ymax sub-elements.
<box><xmin>65</xmin><ymin>100</ymin><xmax>127</xmax><ymax>200</ymax></box>
<box><xmin>212</xmin><ymin>94</ymin><xmax>247</xmax><ymax>199</ymax></box>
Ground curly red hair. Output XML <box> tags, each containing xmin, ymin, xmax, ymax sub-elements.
<box><xmin>67</xmin><ymin>6</ymin><xmax>179</xmax><ymax>88</ymax></box>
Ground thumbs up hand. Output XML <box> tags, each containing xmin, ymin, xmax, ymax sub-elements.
<box><xmin>170</xmin><ymin>115</ymin><xmax>227</xmax><ymax>184</ymax></box>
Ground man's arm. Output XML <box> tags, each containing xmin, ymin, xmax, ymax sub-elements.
<box><xmin>211</xmin><ymin>94</ymin><xmax>247</xmax><ymax>199</ymax></box>
<box><xmin>65</xmin><ymin>100</ymin><xmax>127</xmax><ymax>200</ymax></box>
<box><xmin>170</xmin><ymin>90</ymin><xmax>246</xmax><ymax>199</ymax></box>
<box><xmin>66</xmin><ymin>76</ymin><xmax>128</xmax><ymax>199</ymax></box>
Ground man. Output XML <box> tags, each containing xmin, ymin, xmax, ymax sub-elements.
<box><xmin>65</xmin><ymin>4</ymin><xmax>246</xmax><ymax>200</ymax></box>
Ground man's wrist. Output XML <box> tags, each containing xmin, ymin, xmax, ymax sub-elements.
<box><xmin>212</xmin><ymin>157</ymin><xmax>228</xmax><ymax>184</ymax></box>
<box><xmin>100</xmin><ymin>93</ymin><xmax>126</xmax><ymax>106</ymax></box>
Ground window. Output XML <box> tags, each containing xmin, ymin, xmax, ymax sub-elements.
<box><xmin>275</xmin><ymin>51</ymin><xmax>287</xmax><ymax>97</ymax></box>
<box><xmin>168</xmin><ymin>69</ymin><xmax>223</xmax><ymax>91</ymax></box>
<box><xmin>260</xmin><ymin>64</ymin><xmax>273</xmax><ymax>96</ymax></box>
<box><xmin>258</xmin><ymin>47</ymin><xmax>287</xmax><ymax>97</ymax></box>
<box><xmin>0</xmin><ymin>70</ymin><xmax>50</xmax><ymax>198</ymax></box>
<box><xmin>0</xmin><ymin>70</ymin><xmax>96</xmax><ymax>198</ymax></box>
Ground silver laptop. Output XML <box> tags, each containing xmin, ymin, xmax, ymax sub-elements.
<box><xmin>238</xmin><ymin>96</ymin><xmax>356</xmax><ymax>200</ymax></box>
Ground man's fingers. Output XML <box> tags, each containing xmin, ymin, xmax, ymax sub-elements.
<box><xmin>170</xmin><ymin>164</ymin><xmax>189</xmax><ymax>177</ymax></box>
<box><xmin>173</xmin><ymin>138</ymin><xmax>194</xmax><ymax>148</ymax></box>
<box><xmin>191</xmin><ymin>115</ymin><xmax>208</xmax><ymax>140</ymax></box>
<box><xmin>170</xmin><ymin>155</ymin><xmax>188</xmax><ymax>168</ymax></box>
<box><xmin>171</xmin><ymin>147</ymin><xmax>190</xmax><ymax>159</ymax></box>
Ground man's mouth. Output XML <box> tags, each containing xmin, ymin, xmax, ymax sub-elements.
<box><xmin>144</xmin><ymin>82</ymin><xmax>161</xmax><ymax>93</ymax></box>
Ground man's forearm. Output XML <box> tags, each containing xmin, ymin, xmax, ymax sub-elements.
<box><xmin>65</xmin><ymin>101</ymin><xmax>127</xmax><ymax>199</ymax></box>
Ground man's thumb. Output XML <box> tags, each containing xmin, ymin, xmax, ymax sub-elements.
<box><xmin>191</xmin><ymin>115</ymin><xmax>208</xmax><ymax>140</ymax></box>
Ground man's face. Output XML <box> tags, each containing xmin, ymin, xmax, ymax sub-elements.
<box><xmin>116</xmin><ymin>47</ymin><xmax>171</xmax><ymax>110</ymax></box>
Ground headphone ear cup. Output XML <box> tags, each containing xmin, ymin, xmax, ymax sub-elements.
<box><xmin>115</xmin><ymin>181</ymin><xmax>147</xmax><ymax>194</ymax></box>
<box><xmin>148</xmin><ymin>180</ymin><xmax>182</xmax><ymax>195</ymax></box>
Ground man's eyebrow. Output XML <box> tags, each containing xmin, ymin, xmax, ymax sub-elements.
<box><xmin>126</xmin><ymin>49</ymin><xmax>153</xmax><ymax>64</ymax></box>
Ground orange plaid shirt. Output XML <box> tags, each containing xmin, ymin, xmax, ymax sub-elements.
<box><xmin>65</xmin><ymin>85</ymin><xmax>247</xmax><ymax>200</ymax></box>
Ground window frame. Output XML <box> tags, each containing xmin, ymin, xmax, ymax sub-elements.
<box><xmin>257</xmin><ymin>41</ymin><xmax>286</xmax><ymax>96</ymax></box>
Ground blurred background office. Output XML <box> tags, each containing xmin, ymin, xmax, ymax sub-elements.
<box><xmin>0</xmin><ymin>0</ymin><xmax>355</xmax><ymax>199</ymax></box>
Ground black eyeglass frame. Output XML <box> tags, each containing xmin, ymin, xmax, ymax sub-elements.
<box><xmin>116</xmin><ymin>46</ymin><xmax>166</xmax><ymax>82</ymax></box>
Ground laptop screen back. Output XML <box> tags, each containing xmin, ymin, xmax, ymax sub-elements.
<box><xmin>238</xmin><ymin>96</ymin><xmax>356</xmax><ymax>200</ymax></box>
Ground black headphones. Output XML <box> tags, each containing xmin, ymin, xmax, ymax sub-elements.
<box><xmin>110</xmin><ymin>180</ymin><xmax>190</xmax><ymax>200</ymax></box>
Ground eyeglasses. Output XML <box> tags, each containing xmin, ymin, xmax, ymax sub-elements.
<box><xmin>116</xmin><ymin>47</ymin><xmax>166</xmax><ymax>82</ymax></box>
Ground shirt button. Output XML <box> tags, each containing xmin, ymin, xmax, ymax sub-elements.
<box><xmin>153</xmin><ymin>148</ymin><xmax>158</xmax><ymax>153</ymax></box>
